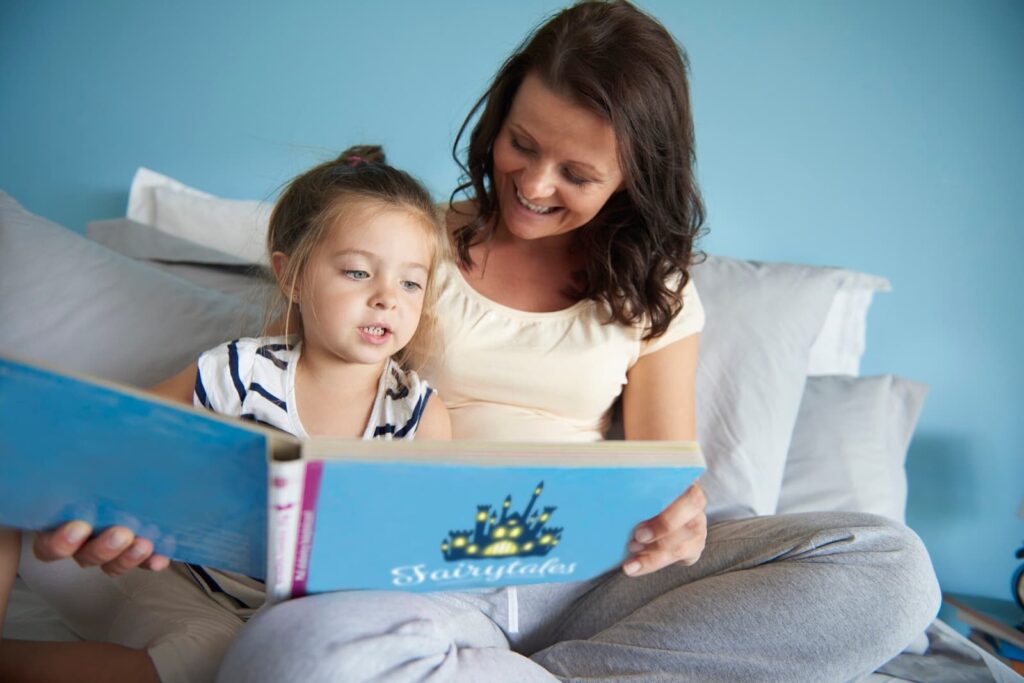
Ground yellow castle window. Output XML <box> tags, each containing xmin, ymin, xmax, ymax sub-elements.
<box><xmin>483</xmin><ymin>541</ymin><xmax>519</xmax><ymax>557</ymax></box>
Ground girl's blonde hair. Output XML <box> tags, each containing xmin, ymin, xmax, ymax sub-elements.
<box><xmin>266</xmin><ymin>145</ymin><xmax>449</xmax><ymax>370</ymax></box>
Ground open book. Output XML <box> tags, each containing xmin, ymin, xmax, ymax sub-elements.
<box><xmin>0</xmin><ymin>354</ymin><xmax>704</xmax><ymax>601</ymax></box>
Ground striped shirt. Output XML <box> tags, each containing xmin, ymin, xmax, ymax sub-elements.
<box><xmin>184</xmin><ymin>335</ymin><xmax>434</xmax><ymax>616</ymax></box>
<box><xmin>194</xmin><ymin>336</ymin><xmax>433</xmax><ymax>439</ymax></box>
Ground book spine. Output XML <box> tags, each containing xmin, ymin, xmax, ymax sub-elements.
<box><xmin>266</xmin><ymin>460</ymin><xmax>306</xmax><ymax>603</ymax></box>
<box><xmin>290</xmin><ymin>461</ymin><xmax>324</xmax><ymax>598</ymax></box>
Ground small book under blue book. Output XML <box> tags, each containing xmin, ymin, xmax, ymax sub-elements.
<box><xmin>0</xmin><ymin>354</ymin><xmax>704</xmax><ymax>601</ymax></box>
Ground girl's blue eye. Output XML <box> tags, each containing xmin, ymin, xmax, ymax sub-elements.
<box><xmin>401</xmin><ymin>280</ymin><xmax>423</xmax><ymax>292</ymax></box>
<box><xmin>344</xmin><ymin>270</ymin><xmax>369</xmax><ymax>280</ymax></box>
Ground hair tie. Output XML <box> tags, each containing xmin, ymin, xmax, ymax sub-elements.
<box><xmin>347</xmin><ymin>155</ymin><xmax>365</xmax><ymax>167</ymax></box>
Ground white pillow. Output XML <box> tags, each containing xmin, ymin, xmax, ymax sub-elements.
<box><xmin>776</xmin><ymin>374</ymin><xmax>928</xmax><ymax>523</ymax></box>
<box><xmin>807</xmin><ymin>272</ymin><xmax>891</xmax><ymax>376</ymax></box>
<box><xmin>690</xmin><ymin>256</ymin><xmax>850</xmax><ymax>521</ymax></box>
<box><xmin>127</xmin><ymin>167</ymin><xmax>272</xmax><ymax>265</ymax></box>
<box><xmin>126</xmin><ymin>166</ymin><xmax>213</xmax><ymax>224</ymax></box>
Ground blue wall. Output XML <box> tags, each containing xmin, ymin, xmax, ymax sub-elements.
<box><xmin>3</xmin><ymin>1</ymin><xmax>1022</xmax><ymax>600</ymax></box>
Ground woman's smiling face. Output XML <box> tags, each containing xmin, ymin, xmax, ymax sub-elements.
<box><xmin>491</xmin><ymin>72</ymin><xmax>624</xmax><ymax>244</ymax></box>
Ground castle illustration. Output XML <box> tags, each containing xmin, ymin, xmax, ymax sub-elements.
<box><xmin>442</xmin><ymin>482</ymin><xmax>563</xmax><ymax>561</ymax></box>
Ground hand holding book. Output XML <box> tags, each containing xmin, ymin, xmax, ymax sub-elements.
<box><xmin>32</xmin><ymin>521</ymin><xmax>170</xmax><ymax>575</ymax></box>
<box><xmin>623</xmin><ymin>482</ymin><xmax>707</xmax><ymax>577</ymax></box>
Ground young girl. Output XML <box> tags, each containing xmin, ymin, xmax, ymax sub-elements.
<box><xmin>0</xmin><ymin>145</ymin><xmax>451</xmax><ymax>683</ymax></box>
<box><xmin>194</xmin><ymin>144</ymin><xmax>451</xmax><ymax>444</ymax></box>
<box><xmin>177</xmin><ymin>143</ymin><xmax>452</xmax><ymax>635</ymax></box>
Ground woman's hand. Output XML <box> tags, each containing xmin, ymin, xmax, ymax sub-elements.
<box><xmin>33</xmin><ymin>522</ymin><xmax>170</xmax><ymax>577</ymax></box>
<box><xmin>622</xmin><ymin>481</ymin><xmax>707</xmax><ymax>577</ymax></box>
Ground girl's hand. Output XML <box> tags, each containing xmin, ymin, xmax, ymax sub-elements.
<box><xmin>33</xmin><ymin>522</ymin><xmax>170</xmax><ymax>577</ymax></box>
<box><xmin>622</xmin><ymin>481</ymin><xmax>707</xmax><ymax>577</ymax></box>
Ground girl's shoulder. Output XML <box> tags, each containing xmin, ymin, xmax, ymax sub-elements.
<box><xmin>380</xmin><ymin>358</ymin><xmax>431</xmax><ymax>403</ymax></box>
<box><xmin>198</xmin><ymin>335</ymin><xmax>298</xmax><ymax>363</ymax></box>
<box><xmin>196</xmin><ymin>336</ymin><xmax>299</xmax><ymax>386</ymax></box>
<box><xmin>367</xmin><ymin>358</ymin><xmax>435</xmax><ymax>440</ymax></box>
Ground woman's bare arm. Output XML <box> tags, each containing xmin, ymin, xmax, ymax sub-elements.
<box><xmin>619</xmin><ymin>333</ymin><xmax>707</xmax><ymax>577</ymax></box>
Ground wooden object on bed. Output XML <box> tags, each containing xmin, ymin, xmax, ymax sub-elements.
<box><xmin>944</xmin><ymin>592</ymin><xmax>1024</xmax><ymax>673</ymax></box>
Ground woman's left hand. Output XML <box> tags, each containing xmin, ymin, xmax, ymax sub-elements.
<box><xmin>622</xmin><ymin>481</ymin><xmax>707</xmax><ymax>577</ymax></box>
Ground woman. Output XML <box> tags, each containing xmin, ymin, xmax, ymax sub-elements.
<box><xmin>27</xmin><ymin>2</ymin><xmax>940</xmax><ymax>681</ymax></box>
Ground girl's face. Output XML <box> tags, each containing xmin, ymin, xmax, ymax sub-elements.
<box><xmin>491</xmin><ymin>72</ymin><xmax>624</xmax><ymax>244</ymax></box>
<box><xmin>284</xmin><ymin>200</ymin><xmax>434</xmax><ymax>368</ymax></box>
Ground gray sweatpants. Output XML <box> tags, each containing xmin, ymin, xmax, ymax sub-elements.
<box><xmin>217</xmin><ymin>512</ymin><xmax>941</xmax><ymax>683</ymax></box>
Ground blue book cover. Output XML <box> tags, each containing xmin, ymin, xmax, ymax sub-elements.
<box><xmin>0</xmin><ymin>355</ymin><xmax>705</xmax><ymax>599</ymax></box>
<box><xmin>266</xmin><ymin>441</ymin><xmax>704</xmax><ymax>599</ymax></box>
<box><xmin>0</xmin><ymin>355</ymin><xmax>271</xmax><ymax>577</ymax></box>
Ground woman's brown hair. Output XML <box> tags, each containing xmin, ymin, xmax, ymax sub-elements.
<box><xmin>267</xmin><ymin>145</ymin><xmax>449</xmax><ymax>370</ymax></box>
<box><xmin>451</xmin><ymin>0</ymin><xmax>704</xmax><ymax>339</ymax></box>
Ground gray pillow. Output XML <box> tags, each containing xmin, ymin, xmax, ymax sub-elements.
<box><xmin>87</xmin><ymin>217</ymin><xmax>275</xmax><ymax>300</ymax></box>
<box><xmin>0</xmin><ymin>191</ymin><xmax>263</xmax><ymax>388</ymax></box>
<box><xmin>776</xmin><ymin>374</ymin><xmax>928</xmax><ymax>523</ymax></box>
<box><xmin>690</xmin><ymin>256</ymin><xmax>849</xmax><ymax>521</ymax></box>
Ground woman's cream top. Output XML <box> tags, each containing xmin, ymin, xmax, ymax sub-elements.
<box><xmin>422</xmin><ymin>261</ymin><xmax>705</xmax><ymax>442</ymax></box>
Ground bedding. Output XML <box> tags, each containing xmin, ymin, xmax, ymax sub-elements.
<box><xmin>127</xmin><ymin>167</ymin><xmax>271</xmax><ymax>265</ymax></box>
<box><xmin>0</xmin><ymin>192</ymin><xmax>264</xmax><ymax>388</ymax></box>
<box><xmin>690</xmin><ymin>256</ymin><xmax>847</xmax><ymax>520</ymax></box>
<box><xmin>777</xmin><ymin>374</ymin><xmax>929</xmax><ymax>523</ymax></box>
<box><xmin>806</xmin><ymin>271</ymin><xmax>891</xmax><ymax>376</ymax></box>
<box><xmin>2</xmin><ymin>188</ymin><xmax>1019</xmax><ymax>681</ymax></box>
<box><xmin>87</xmin><ymin>217</ymin><xmax>274</xmax><ymax>300</ymax></box>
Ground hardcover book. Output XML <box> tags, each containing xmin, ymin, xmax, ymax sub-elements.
<box><xmin>0</xmin><ymin>354</ymin><xmax>705</xmax><ymax>601</ymax></box>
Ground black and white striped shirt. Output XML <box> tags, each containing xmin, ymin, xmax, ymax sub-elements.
<box><xmin>194</xmin><ymin>336</ymin><xmax>433</xmax><ymax>439</ymax></box>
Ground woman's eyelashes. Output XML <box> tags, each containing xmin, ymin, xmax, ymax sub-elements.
<box><xmin>510</xmin><ymin>136</ymin><xmax>593</xmax><ymax>187</ymax></box>
<box><xmin>510</xmin><ymin>136</ymin><xmax>534</xmax><ymax>155</ymax></box>
<box><xmin>563</xmin><ymin>169</ymin><xmax>590</xmax><ymax>186</ymax></box>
